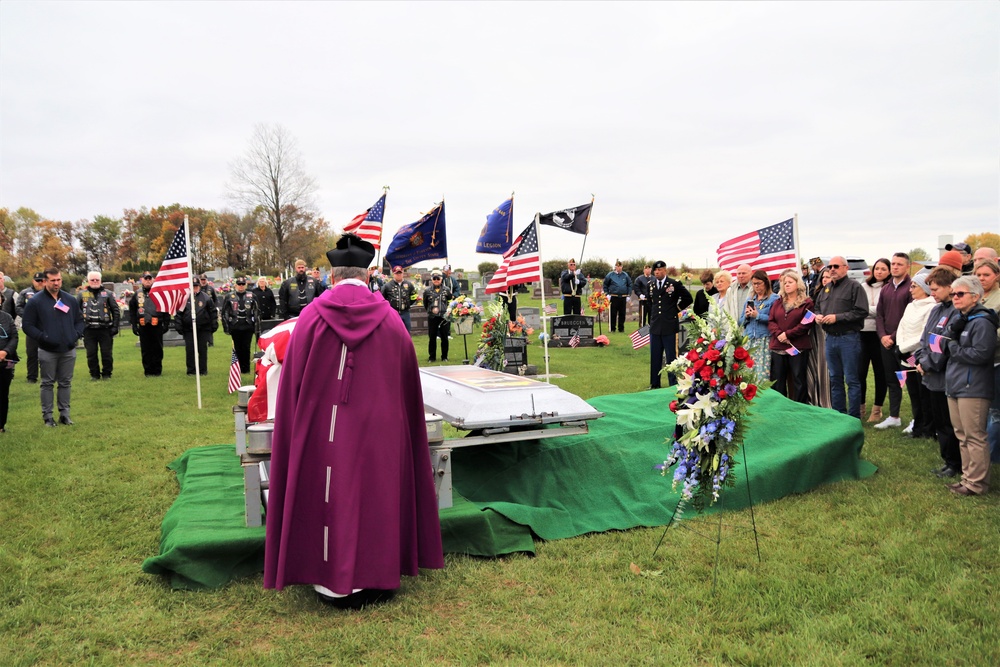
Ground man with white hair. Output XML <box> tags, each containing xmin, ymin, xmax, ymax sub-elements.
<box><xmin>77</xmin><ymin>271</ymin><xmax>120</xmax><ymax>380</ymax></box>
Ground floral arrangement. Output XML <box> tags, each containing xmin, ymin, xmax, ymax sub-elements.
<box><xmin>116</xmin><ymin>289</ymin><xmax>133</xmax><ymax>314</ymax></box>
<box><xmin>657</xmin><ymin>299</ymin><xmax>761</xmax><ymax>511</ymax></box>
<box><xmin>588</xmin><ymin>291</ymin><xmax>610</xmax><ymax>314</ymax></box>
<box><xmin>508</xmin><ymin>314</ymin><xmax>535</xmax><ymax>337</ymax></box>
<box><xmin>475</xmin><ymin>300</ymin><xmax>509</xmax><ymax>371</ymax></box>
<box><xmin>679</xmin><ymin>271</ymin><xmax>695</xmax><ymax>286</ymax></box>
<box><xmin>446</xmin><ymin>296</ymin><xmax>483</xmax><ymax>324</ymax></box>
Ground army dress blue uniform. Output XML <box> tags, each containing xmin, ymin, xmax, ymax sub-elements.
<box><xmin>648</xmin><ymin>268</ymin><xmax>693</xmax><ymax>389</ymax></box>
<box><xmin>78</xmin><ymin>285</ymin><xmax>120</xmax><ymax>380</ymax></box>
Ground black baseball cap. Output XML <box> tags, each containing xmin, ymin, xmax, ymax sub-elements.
<box><xmin>192</xmin><ymin>279</ymin><xmax>200</xmax><ymax>288</ymax></box>
<box><xmin>33</xmin><ymin>272</ymin><xmax>45</xmax><ymax>281</ymax></box>
<box><xmin>235</xmin><ymin>277</ymin><xmax>246</xmax><ymax>285</ymax></box>
<box><xmin>944</xmin><ymin>242</ymin><xmax>971</xmax><ymax>254</ymax></box>
<box><xmin>142</xmin><ymin>273</ymin><xmax>153</xmax><ymax>279</ymax></box>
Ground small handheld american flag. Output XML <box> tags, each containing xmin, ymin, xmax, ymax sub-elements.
<box><xmin>569</xmin><ymin>332</ymin><xmax>581</xmax><ymax>348</ymax></box>
<box><xmin>228</xmin><ymin>348</ymin><xmax>242</xmax><ymax>394</ymax></box>
<box><xmin>630</xmin><ymin>326</ymin><xmax>650</xmax><ymax>350</ymax></box>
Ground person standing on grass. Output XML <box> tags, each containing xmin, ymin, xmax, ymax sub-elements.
<box><xmin>941</xmin><ymin>275</ymin><xmax>997</xmax><ymax>496</ymax></box>
<box><xmin>221</xmin><ymin>277</ymin><xmax>258</xmax><ymax>374</ymax></box>
<box><xmin>858</xmin><ymin>258</ymin><xmax>889</xmax><ymax>424</ymax></box>
<box><xmin>768</xmin><ymin>269</ymin><xmax>814</xmax><ymax>403</ymax></box>
<box><xmin>21</xmin><ymin>268</ymin><xmax>85</xmax><ymax>427</ymax></box>
<box><xmin>129</xmin><ymin>272</ymin><xmax>171</xmax><ymax>377</ymax></box>
<box><xmin>603</xmin><ymin>261</ymin><xmax>632</xmax><ymax>333</ymax></box>
<box><xmin>174</xmin><ymin>279</ymin><xmax>218</xmax><ymax>376</ymax></box>
<box><xmin>0</xmin><ymin>305</ymin><xmax>18</xmax><ymax>433</ymax></box>
<box><xmin>78</xmin><ymin>271</ymin><xmax>120</xmax><ymax>381</ymax></box>
<box><xmin>16</xmin><ymin>272</ymin><xmax>45</xmax><ymax>384</ymax></box>
<box><xmin>648</xmin><ymin>260</ymin><xmax>693</xmax><ymax>389</ymax></box>
<box><xmin>560</xmin><ymin>259</ymin><xmax>585</xmax><ymax>315</ymax></box>
<box><xmin>633</xmin><ymin>264</ymin><xmax>653</xmax><ymax>326</ymax></box>
<box><xmin>873</xmin><ymin>253</ymin><xmax>913</xmax><ymax>430</ymax></box>
<box><xmin>264</xmin><ymin>233</ymin><xmax>443</xmax><ymax>609</ymax></box>
<box><xmin>894</xmin><ymin>272</ymin><xmax>936</xmax><ymax>439</ymax></box>
<box><xmin>814</xmin><ymin>256</ymin><xmax>869</xmax><ymax>419</ymax></box>
<box><xmin>423</xmin><ymin>270</ymin><xmax>452</xmax><ymax>362</ymax></box>
<box><xmin>972</xmin><ymin>258</ymin><xmax>1000</xmax><ymax>463</ymax></box>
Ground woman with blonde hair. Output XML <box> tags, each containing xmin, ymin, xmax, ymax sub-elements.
<box><xmin>768</xmin><ymin>269</ymin><xmax>814</xmax><ymax>403</ymax></box>
<box><xmin>713</xmin><ymin>270</ymin><xmax>732</xmax><ymax>306</ymax></box>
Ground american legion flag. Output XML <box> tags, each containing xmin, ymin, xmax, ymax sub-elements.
<box><xmin>485</xmin><ymin>220</ymin><xmax>542</xmax><ymax>294</ymax></box>
<box><xmin>343</xmin><ymin>193</ymin><xmax>386</xmax><ymax>249</ymax></box>
<box><xmin>149</xmin><ymin>221</ymin><xmax>191</xmax><ymax>315</ymax></box>
<box><xmin>716</xmin><ymin>218</ymin><xmax>797</xmax><ymax>279</ymax></box>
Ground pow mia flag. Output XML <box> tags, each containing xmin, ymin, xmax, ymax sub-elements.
<box><xmin>538</xmin><ymin>202</ymin><xmax>592</xmax><ymax>235</ymax></box>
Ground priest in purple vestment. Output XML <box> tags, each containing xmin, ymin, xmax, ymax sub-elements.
<box><xmin>264</xmin><ymin>233</ymin><xmax>444</xmax><ymax>608</ymax></box>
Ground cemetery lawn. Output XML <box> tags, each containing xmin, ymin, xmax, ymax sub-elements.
<box><xmin>2</xmin><ymin>310</ymin><xmax>998</xmax><ymax>666</ymax></box>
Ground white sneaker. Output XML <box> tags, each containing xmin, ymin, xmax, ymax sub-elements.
<box><xmin>874</xmin><ymin>416</ymin><xmax>902</xmax><ymax>429</ymax></box>
<box><xmin>902</xmin><ymin>420</ymin><xmax>914</xmax><ymax>434</ymax></box>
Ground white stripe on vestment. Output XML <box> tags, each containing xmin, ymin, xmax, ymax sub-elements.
<box><xmin>325</xmin><ymin>466</ymin><xmax>331</xmax><ymax>503</ymax></box>
<box><xmin>323</xmin><ymin>526</ymin><xmax>329</xmax><ymax>562</ymax></box>
<box><xmin>329</xmin><ymin>405</ymin><xmax>338</xmax><ymax>442</ymax></box>
<box><xmin>337</xmin><ymin>343</ymin><xmax>347</xmax><ymax>380</ymax></box>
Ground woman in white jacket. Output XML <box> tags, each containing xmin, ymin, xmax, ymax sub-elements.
<box><xmin>896</xmin><ymin>271</ymin><xmax>936</xmax><ymax>437</ymax></box>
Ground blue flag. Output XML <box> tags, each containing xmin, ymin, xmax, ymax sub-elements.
<box><xmin>385</xmin><ymin>201</ymin><xmax>448</xmax><ymax>267</ymax></box>
<box><xmin>475</xmin><ymin>197</ymin><xmax>514</xmax><ymax>254</ymax></box>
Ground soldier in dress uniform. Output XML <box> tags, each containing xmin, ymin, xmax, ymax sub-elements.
<box><xmin>648</xmin><ymin>260</ymin><xmax>693</xmax><ymax>389</ymax></box>
<box><xmin>129</xmin><ymin>272</ymin><xmax>171</xmax><ymax>377</ymax></box>
<box><xmin>560</xmin><ymin>259</ymin><xmax>585</xmax><ymax>315</ymax></box>
<box><xmin>175</xmin><ymin>279</ymin><xmax>218</xmax><ymax>375</ymax></box>
<box><xmin>381</xmin><ymin>265</ymin><xmax>416</xmax><ymax>332</ymax></box>
<box><xmin>77</xmin><ymin>271</ymin><xmax>120</xmax><ymax>380</ymax></box>
<box><xmin>16</xmin><ymin>272</ymin><xmax>46</xmax><ymax>383</ymax></box>
<box><xmin>221</xmin><ymin>276</ymin><xmax>259</xmax><ymax>374</ymax></box>
<box><xmin>423</xmin><ymin>269</ymin><xmax>453</xmax><ymax>362</ymax></box>
<box><xmin>279</xmin><ymin>259</ymin><xmax>322</xmax><ymax>320</ymax></box>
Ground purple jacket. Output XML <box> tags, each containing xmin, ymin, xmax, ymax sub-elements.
<box><xmin>875</xmin><ymin>275</ymin><xmax>912</xmax><ymax>340</ymax></box>
<box><xmin>264</xmin><ymin>282</ymin><xmax>444</xmax><ymax>594</ymax></box>
<box><xmin>768</xmin><ymin>297</ymin><xmax>815</xmax><ymax>351</ymax></box>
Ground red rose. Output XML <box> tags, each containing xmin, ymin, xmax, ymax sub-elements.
<box><xmin>697</xmin><ymin>337</ymin><xmax>705</xmax><ymax>344</ymax></box>
<box><xmin>718</xmin><ymin>389</ymin><xmax>728</xmax><ymax>398</ymax></box>
<box><xmin>686</xmin><ymin>367</ymin><xmax>696</xmax><ymax>376</ymax></box>
<box><xmin>747</xmin><ymin>358</ymin><xmax>755</xmax><ymax>368</ymax></box>
<box><xmin>669</xmin><ymin>400</ymin><xmax>678</xmax><ymax>412</ymax></box>
<box><xmin>709</xmin><ymin>378</ymin><xmax>718</xmax><ymax>387</ymax></box>
<box><xmin>717</xmin><ymin>368</ymin><xmax>725</xmax><ymax>377</ymax></box>
<box><xmin>686</xmin><ymin>350</ymin><xmax>700</xmax><ymax>361</ymax></box>
<box><xmin>705</xmin><ymin>349</ymin><xmax>721</xmax><ymax>362</ymax></box>
<box><xmin>732</xmin><ymin>363</ymin><xmax>740</xmax><ymax>370</ymax></box>
<box><xmin>700</xmin><ymin>367</ymin><xmax>712</xmax><ymax>380</ymax></box>
<box><xmin>734</xmin><ymin>347</ymin><xmax>749</xmax><ymax>360</ymax></box>
<box><xmin>743</xmin><ymin>384</ymin><xmax>758</xmax><ymax>401</ymax></box>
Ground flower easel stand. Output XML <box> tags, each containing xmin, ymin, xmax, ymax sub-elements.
<box><xmin>649</xmin><ymin>301</ymin><xmax>765</xmax><ymax>594</ymax></box>
<box><xmin>455</xmin><ymin>317</ymin><xmax>473</xmax><ymax>363</ymax></box>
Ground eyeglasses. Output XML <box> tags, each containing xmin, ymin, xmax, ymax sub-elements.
<box><xmin>827</xmin><ymin>264</ymin><xmax>843</xmax><ymax>269</ymax></box>
<box><xmin>142</xmin><ymin>277</ymin><xmax>153</xmax><ymax>280</ymax></box>
<box><xmin>432</xmin><ymin>277</ymin><xmax>442</xmax><ymax>280</ymax></box>
<box><xmin>951</xmin><ymin>291</ymin><xmax>972</xmax><ymax>298</ymax></box>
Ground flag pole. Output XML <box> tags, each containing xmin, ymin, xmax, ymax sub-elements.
<box><xmin>375</xmin><ymin>185</ymin><xmax>389</xmax><ymax>269</ymax></box>
<box><xmin>183</xmin><ymin>215</ymin><xmax>202</xmax><ymax>409</ymax></box>
<box><xmin>534</xmin><ymin>212</ymin><xmax>551</xmax><ymax>383</ymax></box>
<box><xmin>792</xmin><ymin>213</ymin><xmax>801</xmax><ymax>275</ymax></box>
<box><xmin>577</xmin><ymin>194</ymin><xmax>595</xmax><ymax>265</ymax></box>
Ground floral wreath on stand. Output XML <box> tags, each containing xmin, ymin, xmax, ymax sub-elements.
<box><xmin>445</xmin><ymin>296</ymin><xmax>483</xmax><ymax>324</ymax></box>
<box><xmin>657</xmin><ymin>299</ymin><xmax>763</xmax><ymax>512</ymax></box>
<box><xmin>588</xmin><ymin>291</ymin><xmax>610</xmax><ymax>315</ymax></box>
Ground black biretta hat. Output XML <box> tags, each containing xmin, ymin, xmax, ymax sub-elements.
<box><xmin>327</xmin><ymin>233</ymin><xmax>376</xmax><ymax>269</ymax></box>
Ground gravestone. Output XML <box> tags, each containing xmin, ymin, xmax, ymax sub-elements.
<box><xmin>516</xmin><ymin>307</ymin><xmax>541</xmax><ymax>332</ymax></box>
<box><xmin>549</xmin><ymin>315</ymin><xmax>596</xmax><ymax>347</ymax></box>
<box><xmin>502</xmin><ymin>335</ymin><xmax>528</xmax><ymax>373</ymax></box>
<box><xmin>410</xmin><ymin>305</ymin><xmax>429</xmax><ymax>335</ymax></box>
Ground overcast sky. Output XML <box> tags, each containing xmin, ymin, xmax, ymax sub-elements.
<box><xmin>1</xmin><ymin>1</ymin><xmax>997</xmax><ymax>271</ymax></box>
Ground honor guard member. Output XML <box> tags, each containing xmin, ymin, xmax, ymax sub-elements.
<box><xmin>633</xmin><ymin>265</ymin><xmax>653</xmax><ymax>327</ymax></box>
<box><xmin>381</xmin><ymin>265</ymin><xmax>417</xmax><ymax>332</ymax></box>
<box><xmin>197</xmin><ymin>273</ymin><xmax>219</xmax><ymax>346</ymax></box>
<box><xmin>16</xmin><ymin>272</ymin><xmax>46</xmax><ymax>383</ymax></box>
<box><xmin>175</xmin><ymin>278</ymin><xmax>218</xmax><ymax>375</ymax></box>
<box><xmin>603</xmin><ymin>261</ymin><xmax>632</xmax><ymax>333</ymax></box>
<box><xmin>560</xmin><ymin>259</ymin><xmax>585</xmax><ymax>315</ymax></box>
<box><xmin>78</xmin><ymin>271</ymin><xmax>120</xmax><ymax>380</ymax></box>
<box><xmin>221</xmin><ymin>276</ymin><xmax>259</xmax><ymax>374</ymax></box>
<box><xmin>423</xmin><ymin>269</ymin><xmax>453</xmax><ymax>362</ymax></box>
<box><xmin>279</xmin><ymin>259</ymin><xmax>322</xmax><ymax>320</ymax></box>
<box><xmin>129</xmin><ymin>272</ymin><xmax>171</xmax><ymax>377</ymax></box>
<box><xmin>648</xmin><ymin>260</ymin><xmax>693</xmax><ymax>389</ymax></box>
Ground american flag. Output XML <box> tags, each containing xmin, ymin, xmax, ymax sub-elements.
<box><xmin>485</xmin><ymin>220</ymin><xmax>542</xmax><ymax>294</ymax></box>
<box><xmin>149</xmin><ymin>221</ymin><xmax>191</xmax><ymax>315</ymax></box>
<box><xmin>228</xmin><ymin>348</ymin><xmax>242</xmax><ymax>394</ymax></box>
<box><xmin>569</xmin><ymin>332</ymin><xmax>581</xmax><ymax>348</ymax></box>
<box><xmin>544</xmin><ymin>304</ymin><xmax>557</xmax><ymax>315</ymax></box>
<box><xmin>716</xmin><ymin>218</ymin><xmax>797</xmax><ymax>280</ymax></box>
<box><xmin>343</xmin><ymin>193</ymin><xmax>386</xmax><ymax>249</ymax></box>
<box><xmin>630</xmin><ymin>325</ymin><xmax>650</xmax><ymax>350</ymax></box>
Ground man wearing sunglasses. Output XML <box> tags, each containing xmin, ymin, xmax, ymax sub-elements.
<box><xmin>16</xmin><ymin>272</ymin><xmax>46</xmax><ymax>383</ymax></box>
<box><xmin>128</xmin><ymin>273</ymin><xmax>171</xmax><ymax>377</ymax></box>
<box><xmin>78</xmin><ymin>271</ymin><xmax>120</xmax><ymax>381</ymax></box>
<box><xmin>814</xmin><ymin>256</ymin><xmax>869</xmax><ymax>419</ymax></box>
<box><xmin>423</xmin><ymin>270</ymin><xmax>452</xmax><ymax>362</ymax></box>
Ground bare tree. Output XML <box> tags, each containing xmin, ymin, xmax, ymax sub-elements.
<box><xmin>226</xmin><ymin>124</ymin><xmax>318</xmax><ymax>268</ymax></box>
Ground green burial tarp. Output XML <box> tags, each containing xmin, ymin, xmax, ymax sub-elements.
<box><xmin>142</xmin><ymin>388</ymin><xmax>876</xmax><ymax>589</ymax></box>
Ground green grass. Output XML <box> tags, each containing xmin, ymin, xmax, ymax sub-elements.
<box><xmin>1</xmin><ymin>307</ymin><xmax>998</xmax><ymax>666</ymax></box>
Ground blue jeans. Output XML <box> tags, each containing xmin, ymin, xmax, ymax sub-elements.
<box><xmin>825</xmin><ymin>331</ymin><xmax>862</xmax><ymax>418</ymax></box>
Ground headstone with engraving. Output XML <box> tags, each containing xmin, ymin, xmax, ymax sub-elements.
<box><xmin>502</xmin><ymin>335</ymin><xmax>528</xmax><ymax>373</ymax></box>
<box><xmin>549</xmin><ymin>315</ymin><xmax>595</xmax><ymax>347</ymax></box>
<box><xmin>516</xmin><ymin>307</ymin><xmax>541</xmax><ymax>332</ymax></box>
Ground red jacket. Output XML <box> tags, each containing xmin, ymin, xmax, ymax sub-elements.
<box><xmin>768</xmin><ymin>297</ymin><xmax>815</xmax><ymax>351</ymax></box>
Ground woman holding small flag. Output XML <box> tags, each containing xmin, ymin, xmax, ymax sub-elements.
<box><xmin>767</xmin><ymin>269</ymin><xmax>814</xmax><ymax>403</ymax></box>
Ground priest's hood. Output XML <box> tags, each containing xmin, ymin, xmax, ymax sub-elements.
<box><xmin>312</xmin><ymin>283</ymin><xmax>395</xmax><ymax>350</ymax></box>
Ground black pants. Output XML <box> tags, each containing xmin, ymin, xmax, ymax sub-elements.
<box><xmin>137</xmin><ymin>326</ymin><xmax>164</xmax><ymax>376</ymax></box>
<box><xmin>609</xmin><ymin>295</ymin><xmax>627</xmax><ymax>332</ymax></box>
<box><xmin>928</xmin><ymin>389</ymin><xmax>961</xmax><ymax>470</ymax></box>
<box><xmin>638</xmin><ymin>299</ymin><xmax>650</xmax><ymax>327</ymax></box>
<box><xmin>650</xmin><ymin>332</ymin><xmax>677</xmax><ymax>388</ymax></box>
<box><xmin>771</xmin><ymin>349</ymin><xmax>810</xmax><ymax>403</ymax></box>
<box><xmin>563</xmin><ymin>296</ymin><xmax>581</xmax><ymax>315</ymax></box>
<box><xmin>880</xmin><ymin>345</ymin><xmax>904</xmax><ymax>418</ymax></box>
<box><xmin>24</xmin><ymin>335</ymin><xmax>39</xmax><ymax>382</ymax></box>
<box><xmin>858</xmin><ymin>331</ymin><xmax>886</xmax><ymax>408</ymax></box>
<box><xmin>905</xmin><ymin>372</ymin><xmax>934</xmax><ymax>437</ymax></box>
<box><xmin>0</xmin><ymin>364</ymin><xmax>13</xmax><ymax>428</ymax></box>
<box><xmin>231</xmin><ymin>329</ymin><xmax>255</xmax><ymax>374</ymax></box>
<box><xmin>84</xmin><ymin>327</ymin><xmax>114</xmax><ymax>379</ymax></box>
<box><xmin>427</xmin><ymin>317</ymin><xmax>449</xmax><ymax>361</ymax></box>
<box><xmin>184</xmin><ymin>331</ymin><xmax>210</xmax><ymax>375</ymax></box>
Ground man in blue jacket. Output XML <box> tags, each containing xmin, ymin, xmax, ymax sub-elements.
<box><xmin>603</xmin><ymin>261</ymin><xmax>632</xmax><ymax>332</ymax></box>
<box><xmin>21</xmin><ymin>268</ymin><xmax>86</xmax><ymax>427</ymax></box>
